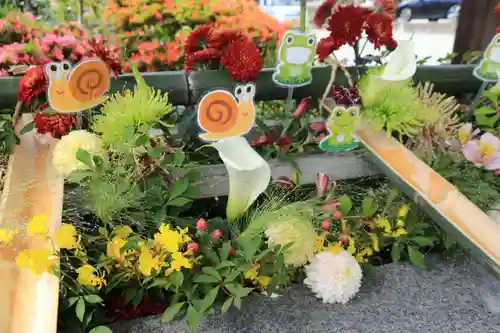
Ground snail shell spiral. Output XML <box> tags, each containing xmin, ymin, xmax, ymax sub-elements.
<box><xmin>68</xmin><ymin>60</ymin><xmax>110</xmax><ymax>102</ymax></box>
<box><xmin>197</xmin><ymin>91</ymin><xmax>238</xmax><ymax>133</ymax></box>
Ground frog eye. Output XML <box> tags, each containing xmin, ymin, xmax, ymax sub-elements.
<box><xmin>496</xmin><ymin>37</ymin><xmax>500</xmax><ymax>45</ymax></box>
<box><xmin>336</xmin><ymin>110</ymin><xmax>343</xmax><ymax>117</ymax></box>
<box><xmin>350</xmin><ymin>110</ymin><xmax>356</xmax><ymax>116</ymax></box>
<box><xmin>307</xmin><ymin>37</ymin><xmax>316</xmax><ymax>46</ymax></box>
<box><xmin>286</xmin><ymin>36</ymin><xmax>294</xmax><ymax>44</ymax></box>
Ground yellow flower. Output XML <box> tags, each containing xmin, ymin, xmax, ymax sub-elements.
<box><xmin>26</xmin><ymin>214</ymin><xmax>49</xmax><ymax>237</ymax></box>
<box><xmin>107</xmin><ymin>236</ymin><xmax>127</xmax><ymax>262</ymax></box>
<box><xmin>371</xmin><ymin>234</ymin><xmax>380</xmax><ymax>252</ymax></box>
<box><xmin>392</xmin><ymin>228</ymin><xmax>408</xmax><ymax>237</ymax></box>
<box><xmin>375</xmin><ymin>217</ymin><xmax>392</xmax><ymax>234</ymax></box>
<box><xmin>137</xmin><ymin>246</ymin><xmax>163</xmax><ymax>277</ymax></box>
<box><xmin>16</xmin><ymin>248</ymin><xmax>57</xmax><ymax>275</ymax></box>
<box><xmin>314</xmin><ymin>232</ymin><xmax>327</xmax><ymax>252</ymax></box>
<box><xmin>76</xmin><ymin>264</ymin><xmax>106</xmax><ymax>289</ymax></box>
<box><xmin>154</xmin><ymin>224</ymin><xmax>184</xmax><ymax>253</ymax></box>
<box><xmin>54</xmin><ymin>224</ymin><xmax>79</xmax><ymax>249</ymax></box>
<box><xmin>0</xmin><ymin>228</ymin><xmax>18</xmax><ymax>244</ymax></box>
<box><xmin>113</xmin><ymin>225</ymin><xmax>133</xmax><ymax>239</ymax></box>
<box><xmin>355</xmin><ymin>248</ymin><xmax>374</xmax><ymax>263</ymax></box>
<box><xmin>171</xmin><ymin>251</ymin><xmax>192</xmax><ymax>271</ymax></box>
<box><xmin>347</xmin><ymin>237</ymin><xmax>356</xmax><ymax>254</ymax></box>
<box><xmin>244</xmin><ymin>266</ymin><xmax>259</xmax><ymax>280</ymax></box>
<box><xmin>327</xmin><ymin>242</ymin><xmax>342</xmax><ymax>254</ymax></box>
<box><xmin>257</xmin><ymin>276</ymin><xmax>272</xmax><ymax>286</ymax></box>
<box><xmin>52</xmin><ymin>130</ymin><xmax>104</xmax><ymax>177</ymax></box>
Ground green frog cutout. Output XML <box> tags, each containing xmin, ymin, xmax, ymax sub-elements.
<box><xmin>272</xmin><ymin>30</ymin><xmax>316</xmax><ymax>88</ymax></box>
<box><xmin>319</xmin><ymin>105</ymin><xmax>360</xmax><ymax>152</ymax></box>
<box><xmin>474</xmin><ymin>33</ymin><xmax>500</xmax><ymax>82</ymax></box>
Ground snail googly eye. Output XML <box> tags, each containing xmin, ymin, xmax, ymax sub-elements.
<box><xmin>47</xmin><ymin>63</ymin><xmax>58</xmax><ymax>73</ymax></box>
<box><xmin>286</xmin><ymin>36</ymin><xmax>293</xmax><ymax>44</ymax></box>
<box><xmin>307</xmin><ymin>37</ymin><xmax>315</xmax><ymax>46</ymax></box>
<box><xmin>60</xmin><ymin>61</ymin><xmax>71</xmax><ymax>72</ymax></box>
<box><xmin>235</xmin><ymin>86</ymin><xmax>243</xmax><ymax>97</ymax></box>
<box><xmin>245</xmin><ymin>84</ymin><xmax>255</xmax><ymax>95</ymax></box>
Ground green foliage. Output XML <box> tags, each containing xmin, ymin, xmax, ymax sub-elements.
<box><xmin>92</xmin><ymin>67</ymin><xmax>172</xmax><ymax>150</ymax></box>
<box><xmin>0</xmin><ymin>113</ymin><xmax>19</xmax><ymax>154</ymax></box>
<box><xmin>475</xmin><ymin>90</ymin><xmax>500</xmax><ymax>131</ymax></box>
<box><xmin>358</xmin><ymin>67</ymin><xmax>439</xmax><ymax>138</ymax></box>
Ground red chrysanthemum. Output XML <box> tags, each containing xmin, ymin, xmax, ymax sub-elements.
<box><xmin>85</xmin><ymin>37</ymin><xmax>122</xmax><ymax>76</ymax></box>
<box><xmin>220</xmin><ymin>36</ymin><xmax>262</xmax><ymax>82</ymax></box>
<box><xmin>327</xmin><ymin>5</ymin><xmax>370</xmax><ymax>47</ymax></box>
<box><xmin>314</xmin><ymin>0</ymin><xmax>337</xmax><ymax>28</ymax></box>
<box><xmin>375</xmin><ymin>0</ymin><xmax>396</xmax><ymax>17</ymax></box>
<box><xmin>184</xmin><ymin>48</ymin><xmax>223</xmax><ymax>70</ymax></box>
<box><xmin>364</xmin><ymin>12</ymin><xmax>397</xmax><ymax>49</ymax></box>
<box><xmin>207</xmin><ymin>29</ymin><xmax>247</xmax><ymax>49</ymax></box>
<box><xmin>17</xmin><ymin>65</ymin><xmax>47</xmax><ymax>104</ymax></box>
<box><xmin>34</xmin><ymin>104</ymin><xmax>77</xmax><ymax>138</ymax></box>
<box><xmin>184</xmin><ymin>24</ymin><xmax>214</xmax><ymax>56</ymax></box>
<box><xmin>316</xmin><ymin>36</ymin><xmax>343</xmax><ymax>61</ymax></box>
<box><xmin>332</xmin><ymin>86</ymin><xmax>361</xmax><ymax>106</ymax></box>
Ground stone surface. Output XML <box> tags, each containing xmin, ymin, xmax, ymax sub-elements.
<box><xmin>112</xmin><ymin>255</ymin><xmax>500</xmax><ymax>333</ymax></box>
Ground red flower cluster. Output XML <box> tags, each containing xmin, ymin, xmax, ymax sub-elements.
<box><xmin>332</xmin><ymin>86</ymin><xmax>361</xmax><ymax>106</ymax></box>
<box><xmin>184</xmin><ymin>24</ymin><xmax>263</xmax><ymax>82</ymax></box>
<box><xmin>33</xmin><ymin>104</ymin><xmax>77</xmax><ymax>138</ymax></box>
<box><xmin>250</xmin><ymin>132</ymin><xmax>292</xmax><ymax>152</ymax></box>
<box><xmin>315</xmin><ymin>3</ymin><xmax>397</xmax><ymax>61</ymax></box>
<box><xmin>17</xmin><ymin>66</ymin><xmax>46</xmax><ymax>104</ymax></box>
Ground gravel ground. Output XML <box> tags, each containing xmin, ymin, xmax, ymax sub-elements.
<box><xmin>112</xmin><ymin>254</ymin><xmax>500</xmax><ymax>333</ymax></box>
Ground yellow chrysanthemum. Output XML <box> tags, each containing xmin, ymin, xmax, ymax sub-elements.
<box><xmin>26</xmin><ymin>214</ymin><xmax>49</xmax><ymax>237</ymax></box>
<box><xmin>113</xmin><ymin>225</ymin><xmax>133</xmax><ymax>239</ymax></box>
<box><xmin>54</xmin><ymin>223</ymin><xmax>79</xmax><ymax>249</ymax></box>
<box><xmin>265</xmin><ymin>215</ymin><xmax>316</xmax><ymax>267</ymax></box>
<box><xmin>52</xmin><ymin>130</ymin><xmax>104</xmax><ymax>177</ymax></box>
<box><xmin>171</xmin><ymin>251</ymin><xmax>192</xmax><ymax>271</ymax></box>
<box><xmin>0</xmin><ymin>228</ymin><xmax>18</xmax><ymax>244</ymax></box>
<box><xmin>355</xmin><ymin>247</ymin><xmax>374</xmax><ymax>263</ymax></box>
<box><xmin>392</xmin><ymin>228</ymin><xmax>408</xmax><ymax>237</ymax></box>
<box><xmin>154</xmin><ymin>224</ymin><xmax>185</xmax><ymax>253</ymax></box>
<box><xmin>16</xmin><ymin>248</ymin><xmax>57</xmax><ymax>275</ymax></box>
<box><xmin>137</xmin><ymin>245</ymin><xmax>163</xmax><ymax>277</ymax></box>
<box><xmin>375</xmin><ymin>217</ymin><xmax>392</xmax><ymax>234</ymax></box>
<box><xmin>76</xmin><ymin>264</ymin><xmax>106</xmax><ymax>289</ymax></box>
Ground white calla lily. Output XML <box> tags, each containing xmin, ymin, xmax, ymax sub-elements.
<box><xmin>213</xmin><ymin>136</ymin><xmax>271</xmax><ymax>222</ymax></box>
<box><xmin>381</xmin><ymin>40</ymin><xmax>417</xmax><ymax>81</ymax></box>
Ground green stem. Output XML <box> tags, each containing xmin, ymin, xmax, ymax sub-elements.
<box><xmin>300</xmin><ymin>0</ymin><xmax>306</xmax><ymax>32</ymax></box>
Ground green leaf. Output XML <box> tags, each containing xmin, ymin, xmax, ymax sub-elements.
<box><xmin>391</xmin><ymin>242</ymin><xmax>402</xmax><ymax>262</ymax></box>
<box><xmin>135</xmin><ymin>134</ymin><xmax>149</xmax><ymax>147</ymax></box>
<box><xmin>362</xmin><ymin>197</ymin><xmax>377</xmax><ymax>217</ymax></box>
<box><xmin>408</xmin><ymin>245</ymin><xmax>426</xmax><ymax>268</ymax></box>
<box><xmin>224</xmin><ymin>283</ymin><xmax>252</xmax><ymax>297</ymax></box>
<box><xmin>224</xmin><ymin>269</ymin><xmax>241</xmax><ymax>283</ymax></box>
<box><xmin>205</xmin><ymin>251</ymin><xmax>220</xmax><ymax>264</ymax></box>
<box><xmin>84</xmin><ymin>295</ymin><xmax>103</xmax><ymax>304</ymax></box>
<box><xmin>162</xmin><ymin>302</ymin><xmax>185</xmax><ymax>323</ymax></box>
<box><xmin>124</xmin><ymin>126</ymin><xmax>135</xmax><ymax>142</ymax></box>
<box><xmin>411</xmin><ymin>236</ymin><xmax>435</xmax><ymax>247</ymax></box>
<box><xmin>76</xmin><ymin>298</ymin><xmax>85</xmax><ymax>322</ymax></box>
<box><xmin>233</xmin><ymin>297</ymin><xmax>242</xmax><ymax>310</ymax></box>
<box><xmin>186</xmin><ymin>305</ymin><xmax>202</xmax><ymax>333</ymax></box>
<box><xmin>221</xmin><ymin>296</ymin><xmax>233</xmax><ymax>313</ymax></box>
<box><xmin>68</xmin><ymin>296</ymin><xmax>79</xmax><ymax>308</ymax></box>
<box><xmin>360</xmin><ymin>263</ymin><xmax>377</xmax><ymax>277</ymax></box>
<box><xmin>201</xmin><ymin>267</ymin><xmax>222</xmax><ymax>280</ymax></box>
<box><xmin>194</xmin><ymin>274</ymin><xmax>220</xmax><ymax>284</ymax></box>
<box><xmin>42</xmin><ymin>107</ymin><xmax>57</xmax><ymax>114</ymax></box>
<box><xmin>76</xmin><ymin>148</ymin><xmax>93</xmax><ymax>168</ymax></box>
<box><xmin>88</xmin><ymin>326</ymin><xmax>113</xmax><ymax>333</ymax></box>
<box><xmin>169</xmin><ymin>178</ymin><xmax>190</xmax><ymax>200</ymax></box>
<box><xmin>238</xmin><ymin>236</ymin><xmax>260</xmax><ymax>261</ymax></box>
<box><xmin>67</xmin><ymin>169</ymin><xmax>93</xmax><ymax>183</ymax></box>
<box><xmin>167</xmin><ymin>197</ymin><xmax>192</xmax><ymax>207</ymax></box>
<box><xmin>216</xmin><ymin>261</ymin><xmax>235</xmax><ymax>270</ymax></box>
<box><xmin>148</xmin><ymin>144</ymin><xmax>164</xmax><ymax>158</ymax></box>
<box><xmin>199</xmin><ymin>286</ymin><xmax>220</xmax><ymax>312</ymax></box>
<box><xmin>219</xmin><ymin>242</ymin><xmax>231</xmax><ymax>261</ymax></box>
<box><xmin>19</xmin><ymin>121</ymin><xmax>34</xmax><ymax>135</ymax></box>
<box><xmin>169</xmin><ymin>270</ymin><xmax>184</xmax><ymax>287</ymax></box>
<box><xmin>183</xmin><ymin>186</ymin><xmax>201</xmax><ymax>199</ymax></box>
<box><xmin>338</xmin><ymin>195</ymin><xmax>352</xmax><ymax>215</ymax></box>
<box><xmin>148</xmin><ymin>277</ymin><xmax>169</xmax><ymax>289</ymax></box>
<box><xmin>173</xmin><ymin>151</ymin><xmax>185</xmax><ymax>166</ymax></box>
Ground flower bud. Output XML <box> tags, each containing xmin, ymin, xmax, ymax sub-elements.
<box><xmin>292</xmin><ymin>97</ymin><xmax>311</xmax><ymax>119</ymax></box>
<box><xmin>187</xmin><ymin>242</ymin><xmax>199</xmax><ymax>253</ymax></box>
<box><xmin>320</xmin><ymin>219</ymin><xmax>331</xmax><ymax>231</ymax></box>
<box><xmin>196</xmin><ymin>218</ymin><xmax>208</xmax><ymax>232</ymax></box>
<box><xmin>229</xmin><ymin>248</ymin><xmax>235</xmax><ymax>257</ymax></box>
<box><xmin>340</xmin><ymin>233</ymin><xmax>349</xmax><ymax>245</ymax></box>
<box><xmin>332</xmin><ymin>210</ymin><xmax>343</xmax><ymax>220</ymax></box>
<box><xmin>316</xmin><ymin>172</ymin><xmax>330</xmax><ymax>198</ymax></box>
<box><xmin>211</xmin><ymin>229</ymin><xmax>223</xmax><ymax>241</ymax></box>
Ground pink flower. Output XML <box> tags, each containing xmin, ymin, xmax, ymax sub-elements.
<box><xmin>462</xmin><ymin>132</ymin><xmax>500</xmax><ymax>170</ymax></box>
<box><xmin>316</xmin><ymin>172</ymin><xmax>330</xmax><ymax>197</ymax></box>
<box><xmin>292</xmin><ymin>97</ymin><xmax>311</xmax><ymax>119</ymax></box>
<box><xmin>57</xmin><ymin>35</ymin><xmax>77</xmax><ymax>47</ymax></box>
<box><xmin>0</xmin><ymin>69</ymin><xmax>9</xmax><ymax>76</ymax></box>
<box><xmin>310</xmin><ymin>122</ymin><xmax>326</xmax><ymax>131</ymax></box>
<box><xmin>52</xmin><ymin>48</ymin><xmax>65</xmax><ymax>60</ymax></box>
<box><xmin>43</xmin><ymin>33</ymin><xmax>58</xmax><ymax>44</ymax></box>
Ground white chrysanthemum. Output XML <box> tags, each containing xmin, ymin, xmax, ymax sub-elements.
<box><xmin>304</xmin><ymin>250</ymin><xmax>363</xmax><ymax>304</ymax></box>
<box><xmin>52</xmin><ymin>130</ymin><xmax>104</xmax><ymax>177</ymax></box>
<box><xmin>264</xmin><ymin>216</ymin><xmax>316</xmax><ymax>267</ymax></box>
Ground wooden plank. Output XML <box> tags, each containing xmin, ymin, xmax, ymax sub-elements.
<box><xmin>0</xmin><ymin>114</ymin><xmax>63</xmax><ymax>333</ymax></box>
<box><xmin>452</xmin><ymin>0</ymin><xmax>498</xmax><ymax>64</ymax></box>
<box><xmin>193</xmin><ymin>151</ymin><xmax>379</xmax><ymax>198</ymax></box>
<box><xmin>187</xmin><ymin>65</ymin><xmax>480</xmax><ymax>104</ymax></box>
<box><xmin>356</xmin><ymin>123</ymin><xmax>500</xmax><ymax>279</ymax></box>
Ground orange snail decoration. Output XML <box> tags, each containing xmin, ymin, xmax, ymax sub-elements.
<box><xmin>197</xmin><ymin>83</ymin><xmax>256</xmax><ymax>141</ymax></box>
<box><xmin>45</xmin><ymin>58</ymin><xmax>111</xmax><ymax>113</ymax></box>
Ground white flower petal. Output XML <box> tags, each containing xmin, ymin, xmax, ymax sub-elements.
<box><xmin>213</xmin><ymin>136</ymin><xmax>271</xmax><ymax>221</ymax></box>
<box><xmin>381</xmin><ymin>40</ymin><xmax>417</xmax><ymax>81</ymax></box>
